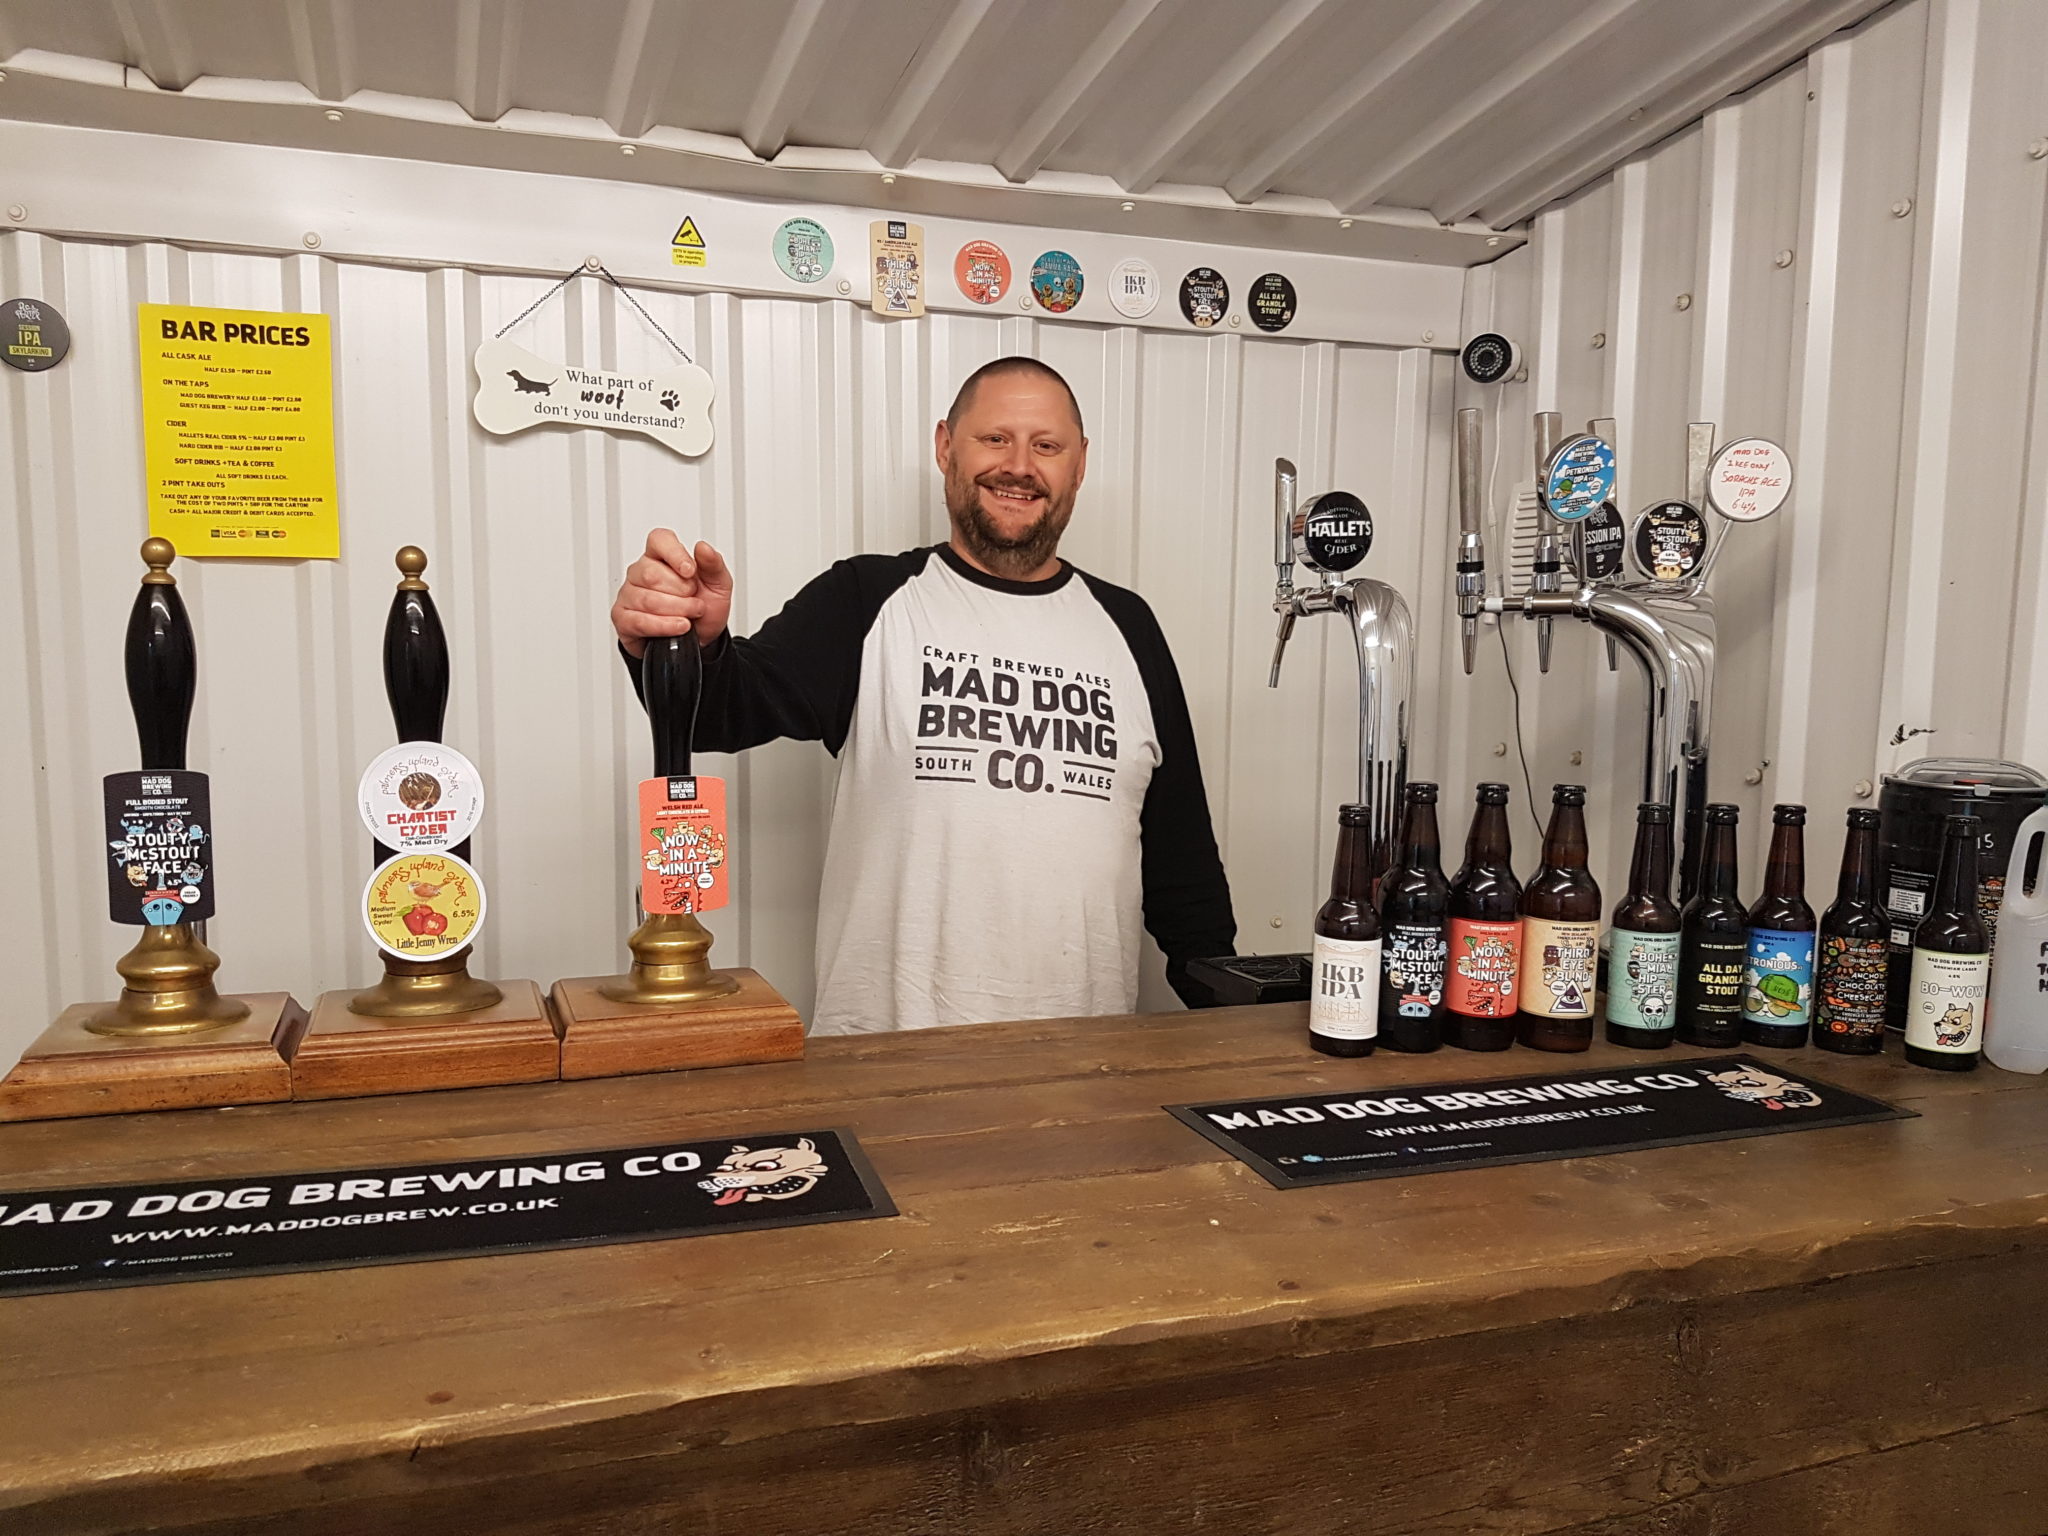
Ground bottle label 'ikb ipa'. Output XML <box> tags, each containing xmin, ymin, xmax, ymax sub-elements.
<box><xmin>1445</xmin><ymin>917</ymin><xmax>1520</xmax><ymax>1017</ymax></box>
<box><xmin>1310</xmin><ymin>933</ymin><xmax>1382</xmax><ymax>1043</ymax></box>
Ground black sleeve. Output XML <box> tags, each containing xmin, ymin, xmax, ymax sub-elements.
<box><xmin>1079</xmin><ymin>574</ymin><xmax>1237</xmax><ymax>1008</ymax></box>
<box><xmin>620</xmin><ymin>550</ymin><xmax>926</xmax><ymax>755</ymax></box>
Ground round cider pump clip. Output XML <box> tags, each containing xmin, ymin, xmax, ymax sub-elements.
<box><xmin>363</xmin><ymin>851</ymin><xmax>487</xmax><ymax>961</ymax></box>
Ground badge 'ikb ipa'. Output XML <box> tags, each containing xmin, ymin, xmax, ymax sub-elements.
<box><xmin>1443</xmin><ymin>783</ymin><xmax>1523</xmax><ymax>1051</ymax></box>
<box><xmin>1378</xmin><ymin>782</ymin><xmax>1450</xmax><ymax>1053</ymax></box>
<box><xmin>1742</xmin><ymin>804</ymin><xmax>1816</xmax><ymax>1050</ymax></box>
<box><xmin>1904</xmin><ymin>814</ymin><xmax>1989</xmax><ymax>1072</ymax></box>
<box><xmin>1606</xmin><ymin>802</ymin><xmax>1681</xmax><ymax>1050</ymax></box>
<box><xmin>1678</xmin><ymin>803</ymin><xmax>1747</xmax><ymax>1047</ymax></box>
<box><xmin>1517</xmin><ymin>785</ymin><xmax>1601</xmax><ymax>1053</ymax></box>
<box><xmin>1311</xmin><ymin>803</ymin><xmax>1381</xmax><ymax>1057</ymax></box>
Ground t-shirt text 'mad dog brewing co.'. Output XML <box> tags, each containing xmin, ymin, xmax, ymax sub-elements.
<box><xmin>624</xmin><ymin>545</ymin><xmax>1234</xmax><ymax>1035</ymax></box>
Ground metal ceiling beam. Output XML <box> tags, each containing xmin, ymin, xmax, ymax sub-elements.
<box><xmin>283</xmin><ymin>0</ymin><xmax>356</xmax><ymax>103</ymax></box>
<box><xmin>109</xmin><ymin>0</ymin><xmax>200</xmax><ymax>91</ymax></box>
<box><xmin>1222</xmin><ymin>0</ymin><xmax>1488</xmax><ymax>205</ymax></box>
<box><xmin>741</xmin><ymin>0</ymin><xmax>856</xmax><ymax>161</ymax></box>
<box><xmin>603</xmin><ymin>0</ymin><xmax>694</xmax><ymax>140</ymax></box>
<box><xmin>867</xmin><ymin>0</ymin><xmax>1021</xmax><ymax>170</ymax></box>
<box><xmin>1118</xmin><ymin>0</ymin><xmax>1341</xmax><ymax>195</ymax></box>
<box><xmin>993</xmin><ymin>0</ymin><xmax>1167</xmax><ymax>184</ymax></box>
<box><xmin>1473</xmin><ymin>0</ymin><xmax>1884</xmax><ymax>227</ymax></box>
<box><xmin>1340</xmin><ymin>0</ymin><xmax>1644</xmax><ymax>214</ymax></box>
<box><xmin>453</xmin><ymin>0</ymin><xmax>521</xmax><ymax>123</ymax></box>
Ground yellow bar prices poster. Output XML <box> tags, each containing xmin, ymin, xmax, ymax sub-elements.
<box><xmin>138</xmin><ymin>303</ymin><xmax>339</xmax><ymax>559</ymax></box>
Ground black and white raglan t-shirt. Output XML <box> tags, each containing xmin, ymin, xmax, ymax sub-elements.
<box><xmin>626</xmin><ymin>544</ymin><xmax>1234</xmax><ymax>1035</ymax></box>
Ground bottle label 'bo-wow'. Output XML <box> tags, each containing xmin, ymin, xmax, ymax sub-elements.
<box><xmin>1518</xmin><ymin>918</ymin><xmax>1598</xmax><ymax>1019</ymax></box>
<box><xmin>1444</xmin><ymin>917</ymin><xmax>1520</xmax><ymax>1018</ymax></box>
<box><xmin>1905</xmin><ymin>948</ymin><xmax>1989</xmax><ymax>1054</ymax></box>
<box><xmin>1310</xmin><ymin>934</ymin><xmax>1381</xmax><ymax>1041</ymax></box>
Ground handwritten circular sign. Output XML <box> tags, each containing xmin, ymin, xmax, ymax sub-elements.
<box><xmin>1579</xmin><ymin>501</ymin><xmax>1626</xmax><ymax>581</ymax></box>
<box><xmin>363</xmin><ymin>851</ymin><xmax>487</xmax><ymax>961</ymax></box>
<box><xmin>1542</xmin><ymin>434</ymin><xmax>1617</xmax><ymax>523</ymax></box>
<box><xmin>1706</xmin><ymin>437</ymin><xmax>1793</xmax><ymax>522</ymax></box>
<box><xmin>358</xmin><ymin>742</ymin><xmax>485</xmax><ymax>854</ymax></box>
<box><xmin>1107</xmin><ymin>257</ymin><xmax>1159</xmax><ymax>318</ymax></box>
<box><xmin>954</xmin><ymin>240</ymin><xmax>1011</xmax><ymax>305</ymax></box>
<box><xmin>1630</xmin><ymin>500</ymin><xmax>1709</xmax><ymax>584</ymax></box>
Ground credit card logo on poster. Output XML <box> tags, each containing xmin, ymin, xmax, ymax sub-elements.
<box><xmin>954</xmin><ymin>240</ymin><xmax>1012</xmax><ymax>305</ymax></box>
<box><xmin>103</xmin><ymin>770</ymin><xmax>215</xmax><ymax>925</ymax></box>
<box><xmin>1029</xmin><ymin>250</ymin><xmax>1084</xmax><ymax>314</ymax></box>
<box><xmin>639</xmin><ymin>775</ymin><xmax>729</xmax><ymax>914</ymax></box>
<box><xmin>870</xmin><ymin>221</ymin><xmax>926</xmax><ymax>316</ymax></box>
<box><xmin>1179</xmin><ymin>267</ymin><xmax>1229</xmax><ymax>329</ymax></box>
<box><xmin>772</xmin><ymin>217</ymin><xmax>833</xmax><ymax>284</ymax></box>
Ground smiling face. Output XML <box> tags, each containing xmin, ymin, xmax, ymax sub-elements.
<box><xmin>936</xmin><ymin>368</ymin><xmax>1087</xmax><ymax>579</ymax></box>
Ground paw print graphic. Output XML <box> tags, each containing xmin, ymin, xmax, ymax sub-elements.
<box><xmin>660</xmin><ymin>388</ymin><xmax>680</xmax><ymax>412</ymax></box>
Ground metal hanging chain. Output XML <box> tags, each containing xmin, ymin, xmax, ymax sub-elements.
<box><xmin>493</xmin><ymin>263</ymin><xmax>695</xmax><ymax>366</ymax></box>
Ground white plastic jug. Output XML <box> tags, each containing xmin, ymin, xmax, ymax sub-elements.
<box><xmin>1986</xmin><ymin>807</ymin><xmax>2048</xmax><ymax>1073</ymax></box>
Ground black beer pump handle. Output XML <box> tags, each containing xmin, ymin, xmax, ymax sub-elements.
<box><xmin>643</xmin><ymin>630</ymin><xmax>702</xmax><ymax>779</ymax></box>
<box><xmin>127</xmin><ymin>538</ymin><xmax>196</xmax><ymax>773</ymax></box>
<box><xmin>384</xmin><ymin>546</ymin><xmax>449</xmax><ymax>743</ymax></box>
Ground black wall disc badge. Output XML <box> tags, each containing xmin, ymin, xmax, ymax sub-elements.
<box><xmin>1459</xmin><ymin>332</ymin><xmax>1518</xmax><ymax>384</ymax></box>
<box><xmin>3</xmin><ymin>296</ymin><xmax>70</xmax><ymax>371</ymax></box>
<box><xmin>1297</xmin><ymin>490</ymin><xmax>1372</xmax><ymax>574</ymax></box>
<box><xmin>1179</xmin><ymin>267</ymin><xmax>1229</xmax><ymax>329</ymax></box>
<box><xmin>1249</xmin><ymin>273</ymin><xmax>1296</xmax><ymax>332</ymax></box>
<box><xmin>1630</xmin><ymin>500</ymin><xmax>1709</xmax><ymax>583</ymax></box>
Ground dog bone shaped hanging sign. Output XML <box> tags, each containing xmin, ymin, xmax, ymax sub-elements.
<box><xmin>471</xmin><ymin>338</ymin><xmax>714</xmax><ymax>457</ymax></box>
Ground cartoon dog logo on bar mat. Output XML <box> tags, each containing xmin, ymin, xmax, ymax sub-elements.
<box><xmin>1702</xmin><ymin>1065</ymin><xmax>1823</xmax><ymax>1111</ymax></box>
<box><xmin>697</xmin><ymin>1140</ymin><xmax>829</xmax><ymax>1205</ymax></box>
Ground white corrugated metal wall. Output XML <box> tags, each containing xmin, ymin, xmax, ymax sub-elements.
<box><xmin>0</xmin><ymin>226</ymin><xmax>1452</xmax><ymax>1065</ymax></box>
<box><xmin>1449</xmin><ymin>0</ymin><xmax>2048</xmax><ymax>894</ymax></box>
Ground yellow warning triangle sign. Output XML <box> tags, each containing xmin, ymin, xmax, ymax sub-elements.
<box><xmin>671</xmin><ymin>217</ymin><xmax>705</xmax><ymax>249</ymax></box>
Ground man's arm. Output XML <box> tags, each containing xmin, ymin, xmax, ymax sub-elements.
<box><xmin>1079</xmin><ymin>575</ymin><xmax>1237</xmax><ymax>1007</ymax></box>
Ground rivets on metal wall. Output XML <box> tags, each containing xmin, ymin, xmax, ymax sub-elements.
<box><xmin>1853</xmin><ymin>779</ymin><xmax>1874</xmax><ymax>799</ymax></box>
<box><xmin>1891</xmin><ymin>197</ymin><xmax>1913</xmax><ymax>218</ymax></box>
<box><xmin>1269</xmin><ymin>915</ymin><xmax>1284</xmax><ymax>929</ymax></box>
<box><xmin>1019</xmin><ymin>293</ymin><xmax>1032</xmax><ymax>311</ymax></box>
<box><xmin>837</xmin><ymin>278</ymin><xmax>852</xmax><ymax>295</ymax></box>
<box><xmin>1628</xmin><ymin>108</ymin><xmax>1644</xmax><ymax>122</ymax></box>
<box><xmin>1676</xmin><ymin>293</ymin><xmax>1692</xmax><ymax>311</ymax></box>
<box><xmin>324</xmin><ymin>109</ymin><xmax>343</xmax><ymax>122</ymax></box>
<box><xmin>1492</xmin><ymin>742</ymin><xmax>1508</xmax><ymax>756</ymax></box>
<box><xmin>583</xmin><ymin>255</ymin><xmax>602</xmax><ymax>272</ymax></box>
<box><xmin>1421</xmin><ymin>329</ymin><xmax>1435</xmax><ymax>343</ymax></box>
<box><xmin>1339</xmin><ymin>217</ymin><xmax>1354</xmax><ymax>229</ymax></box>
<box><xmin>620</xmin><ymin>144</ymin><xmax>636</xmax><ymax>156</ymax></box>
<box><xmin>302</xmin><ymin>231</ymin><xmax>322</xmax><ymax>249</ymax></box>
<box><xmin>1486</xmin><ymin>235</ymin><xmax>1501</xmax><ymax>247</ymax></box>
<box><xmin>1744</xmin><ymin>765</ymin><xmax>1765</xmax><ymax>786</ymax></box>
<box><xmin>1774</xmin><ymin>249</ymin><xmax>1795</xmax><ymax>268</ymax></box>
<box><xmin>0</xmin><ymin>70</ymin><xmax>9</xmax><ymax>83</ymax></box>
<box><xmin>1569</xmin><ymin>750</ymin><xmax>1583</xmax><ymax>766</ymax></box>
<box><xmin>6</xmin><ymin>204</ymin><xmax>25</xmax><ymax>223</ymax></box>
<box><xmin>1591</xmin><ymin>331</ymin><xmax>1606</xmax><ymax>349</ymax></box>
<box><xmin>1229</xmin><ymin>313</ymin><xmax>1242</xmax><ymax>327</ymax></box>
<box><xmin>1120</xmin><ymin>201</ymin><xmax>1135</xmax><ymax>212</ymax></box>
<box><xmin>2029</xmin><ymin>139</ymin><xmax>2048</xmax><ymax>161</ymax></box>
<box><xmin>880</xmin><ymin>172</ymin><xmax>896</xmax><ymax>185</ymax></box>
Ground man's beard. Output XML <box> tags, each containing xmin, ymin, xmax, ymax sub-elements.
<box><xmin>946</xmin><ymin>468</ymin><xmax>1075</xmax><ymax>578</ymax></box>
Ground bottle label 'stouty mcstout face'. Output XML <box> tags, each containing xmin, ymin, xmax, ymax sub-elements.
<box><xmin>1518</xmin><ymin>918</ymin><xmax>1598</xmax><ymax>1018</ymax></box>
<box><xmin>1608</xmin><ymin>928</ymin><xmax>1681</xmax><ymax>1032</ymax></box>
<box><xmin>1382</xmin><ymin>923</ymin><xmax>1448</xmax><ymax>1016</ymax></box>
<box><xmin>1905</xmin><ymin>948</ymin><xmax>1989</xmax><ymax>1054</ymax></box>
<box><xmin>1444</xmin><ymin>917</ymin><xmax>1520</xmax><ymax>1017</ymax></box>
<box><xmin>1311</xmin><ymin>934</ymin><xmax>1382</xmax><ymax>1042</ymax></box>
<box><xmin>1816</xmin><ymin>935</ymin><xmax>1889</xmax><ymax>1042</ymax></box>
<box><xmin>1742</xmin><ymin>927</ymin><xmax>1816</xmax><ymax>1028</ymax></box>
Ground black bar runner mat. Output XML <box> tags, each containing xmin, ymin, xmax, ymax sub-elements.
<box><xmin>0</xmin><ymin>1128</ymin><xmax>894</xmax><ymax>1296</ymax></box>
<box><xmin>1168</xmin><ymin>1055</ymin><xmax>1913</xmax><ymax>1189</ymax></box>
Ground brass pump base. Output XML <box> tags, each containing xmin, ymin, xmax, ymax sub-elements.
<box><xmin>599</xmin><ymin>911</ymin><xmax>742</xmax><ymax>1006</ymax></box>
<box><xmin>348</xmin><ymin>948</ymin><xmax>504</xmax><ymax>1019</ymax></box>
<box><xmin>85</xmin><ymin>924</ymin><xmax>251</xmax><ymax>1037</ymax></box>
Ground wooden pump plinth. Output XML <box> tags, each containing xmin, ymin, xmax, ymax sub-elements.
<box><xmin>1</xmin><ymin>540</ymin><xmax>302</xmax><ymax>1122</ymax></box>
<box><xmin>554</xmin><ymin>632</ymin><xmax>801</xmax><ymax>1079</ymax></box>
<box><xmin>294</xmin><ymin>548</ymin><xmax>555</xmax><ymax>1100</ymax></box>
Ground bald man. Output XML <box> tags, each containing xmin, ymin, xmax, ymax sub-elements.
<box><xmin>612</xmin><ymin>356</ymin><xmax>1233</xmax><ymax>1034</ymax></box>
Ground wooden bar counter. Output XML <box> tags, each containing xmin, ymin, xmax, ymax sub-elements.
<box><xmin>2</xmin><ymin>1003</ymin><xmax>2045</xmax><ymax>1535</ymax></box>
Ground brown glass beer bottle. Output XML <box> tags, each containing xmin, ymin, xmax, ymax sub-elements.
<box><xmin>1903</xmin><ymin>814</ymin><xmax>1988</xmax><ymax>1072</ymax></box>
<box><xmin>1378</xmin><ymin>782</ymin><xmax>1450</xmax><ymax>1053</ymax></box>
<box><xmin>1677</xmin><ymin>803</ymin><xmax>1746</xmax><ymax>1046</ymax></box>
<box><xmin>1310</xmin><ymin>803</ymin><xmax>1381</xmax><ymax>1057</ymax></box>
<box><xmin>1741</xmin><ymin>804</ymin><xmax>1816</xmax><ymax>1050</ymax></box>
<box><xmin>1443</xmin><ymin>783</ymin><xmax>1523</xmax><ymax>1051</ymax></box>
<box><xmin>1814</xmin><ymin>808</ymin><xmax>1890</xmax><ymax>1055</ymax></box>
<box><xmin>1517</xmin><ymin>784</ymin><xmax>1601</xmax><ymax>1052</ymax></box>
<box><xmin>1605</xmin><ymin>802</ymin><xmax>1681</xmax><ymax>1050</ymax></box>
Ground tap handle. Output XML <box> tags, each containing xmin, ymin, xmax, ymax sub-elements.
<box><xmin>126</xmin><ymin>538</ymin><xmax>197</xmax><ymax>772</ymax></box>
<box><xmin>1455</xmin><ymin>409</ymin><xmax>1483</xmax><ymax>537</ymax></box>
<box><xmin>1534</xmin><ymin>411</ymin><xmax>1562</xmax><ymax>479</ymax></box>
<box><xmin>1686</xmin><ymin>422</ymin><xmax>1715</xmax><ymax>508</ymax></box>
<box><xmin>643</xmin><ymin>631</ymin><xmax>702</xmax><ymax>777</ymax></box>
<box><xmin>384</xmin><ymin>547</ymin><xmax>450</xmax><ymax>744</ymax></box>
<box><xmin>1273</xmin><ymin>457</ymin><xmax>1298</xmax><ymax>573</ymax></box>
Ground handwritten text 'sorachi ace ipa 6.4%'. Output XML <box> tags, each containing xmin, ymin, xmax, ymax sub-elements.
<box><xmin>1743</xmin><ymin>804</ymin><xmax>1816</xmax><ymax>1050</ymax></box>
<box><xmin>1679</xmin><ymin>803</ymin><xmax>1747</xmax><ymax>1047</ymax></box>
<box><xmin>1815</xmin><ymin>808</ymin><xmax>1891</xmax><ymax>1055</ymax></box>
<box><xmin>1905</xmin><ymin>814</ymin><xmax>1989</xmax><ymax>1072</ymax></box>
<box><xmin>1378</xmin><ymin>782</ymin><xmax>1450</xmax><ymax>1053</ymax></box>
<box><xmin>1443</xmin><ymin>783</ymin><xmax>1523</xmax><ymax>1051</ymax></box>
<box><xmin>1517</xmin><ymin>785</ymin><xmax>1601</xmax><ymax>1053</ymax></box>
<box><xmin>1311</xmin><ymin>803</ymin><xmax>1381</xmax><ymax>1058</ymax></box>
<box><xmin>1606</xmin><ymin>802</ymin><xmax>1682</xmax><ymax>1050</ymax></box>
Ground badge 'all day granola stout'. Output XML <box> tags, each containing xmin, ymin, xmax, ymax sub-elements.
<box><xmin>1678</xmin><ymin>803</ymin><xmax>1748</xmax><ymax>1047</ymax></box>
<box><xmin>1517</xmin><ymin>784</ymin><xmax>1601</xmax><ymax>1052</ymax></box>
<box><xmin>1904</xmin><ymin>813</ymin><xmax>1989</xmax><ymax>1072</ymax></box>
<box><xmin>1815</xmin><ymin>807</ymin><xmax>1891</xmax><ymax>1055</ymax></box>
<box><xmin>1378</xmin><ymin>782</ymin><xmax>1450</xmax><ymax>1053</ymax></box>
<box><xmin>1742</xmin><ymin>804</ymin><xmax>1817</xmax><ymax>1050</ymax></box>
<box><xmin>1606</xmin><ymin>802</ymin><xmax>1681</xmax><ymax>1050</ymax></box>
<box><xmin>1444</xmin><ymin>783</ymin><xmax>1523</xmax><ymax>1051</ymax></box>
<box><xmin>1310</xmin><ymin>803</ymin><xmax>1381</xmax><ymax>1058</ymax></box>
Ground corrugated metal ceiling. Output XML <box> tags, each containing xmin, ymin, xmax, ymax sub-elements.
<box><xmin>0</xmin><ymin>0</ymin><xmax>1885</xmax><ymax>249</ymax></box>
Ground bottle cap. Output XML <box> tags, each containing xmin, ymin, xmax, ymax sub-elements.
<box><xmin>1846</xmin><ymin>807</ymin><xmax>1880</xmax><ymax>829</ymax></box>
<box><xmin>1772</xmin><ymin>803</ymin><xmax>1807</xmax><ymax>826</ymax></box>
<box><xmin>1635</xmin><ymin>801</ymin><xmax>1672</xmax><ymax>823</ymax></box>
<box><xmin>1552</xmin><ymin>783</ymin><xmax>1587</xmax><ymax>806</ymax></box>
<box><xmin>1406</xmin><ymin>781</ymin><xmax>1439</xmax><ymax>804</ymax></box>
<box><xmin>1943</xmin><ymin>812</ymin><xmax>1981</xmax><ymax>835</ymax></box>
<box><xmin>1705</xmin><ymin>802</ymin><xmax>1740</xmax><ymax>824</ymax></box>
<box><xmin>1338</xmin><ymin>803</ymin><xmax>1371</xmax><ymax>827</ymax></box>
<box><xmin>1476</xmin><ymin>782</ymin><xmax>1510</xmax><ymax>805</ymax></box>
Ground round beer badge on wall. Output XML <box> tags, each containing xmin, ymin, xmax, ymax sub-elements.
<box><xmin>1179</xmin><ymin>267</ymin><xmax>1229</xmax><ymax>329</ymax></box>
<box><xmin>1706</xmin><ymin>436</ymin><xmax>1794</xmax><ymax>523</ymax></box>
<box><xmin>771</xmin><ymin>218</ymin><xmax>834</xmax><ymax>284</ymax></box>
<box><xmin>955</xmin><ymin>240</ymin><xmax>1012</xmax><ymax>305</ymax></box>
<box><xmin>363</xmin><ymin>851</ymin><xmax>486</xmax><ymax>961</ymax></box>
<box><xmin>1579</xmin><ymin>501</ymin><xmax>1626</xmax><ymax>581</ymax></box>
<box><xmin>1030</xmin><ymin>250</ymin><xmax>1084</xmax><ymax>314</ymax></box>
<box><xmin>1108</xmin><ymin>257</ymin><xmax>1160</xmax><ymax>318</ymax></box>
<box><xmin>1248</xmin><ymin>273</ymin><xmax>1296</xmax><ymax>332</ymax></box>
<box><xmin>1630</xmin><ymin>500</ymin><xmax>1710</xmax><ymax>583</ymax></box>
<box><xmin>358</xmin><ymin>741</ymin><xmax>485</xmax><ymax>854</ymax></box>
<box><xmin>1542</xmin><ymin>434</ymin><xmax>1618</xmax><ymax>522</ymax></box>
<box><xmin>2</xmin><ymin>297</ymin><xmax>69</xmax><ymax>372</ymax></box>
